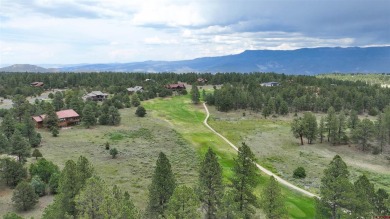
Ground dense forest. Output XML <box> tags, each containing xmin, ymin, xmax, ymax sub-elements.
<box><xmin>0</xmin><ymin>72</ymin><xmax>390</xmax><ymax>218</ymax></box>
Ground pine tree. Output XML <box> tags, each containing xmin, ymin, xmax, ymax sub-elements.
<box><xmin>191</xmin><ymin>84</ymin><xmax>200</xmax><ymax>104</ymax></box>
<box><xmin>0</xmin><ymin>158</ymin><xmax>27</xmax><ymax>187</ymax></box>
<box><xmin>352</xmin><ymin>118</ymin><xmax>375</xmax><ymax>151</ymax></box>
<box><xmin>12</xmin><ymin>181</ymin><xmax>38</xmax><ymax>211</ymax></box>
<box><xmin>82</xmin><ymin>104</ymin><xmax>97</xmax><ymax>128</ymax></box>
<box><xmin>376</xmin><ymin>113</ymin><xmax>388</xmax><ymax>153</ymax></box>
<box><xmin>44</xmin><ymin>104</ymin><xmax>59</xmax><ymax>131</ymax></box>
<box><xmin>0</xmin><ymin>133</ymin><xmax>10</xmax><ymax>153</ymax></box>
<box><xmin>147</xmin><ymin>152</ymin><xmax>176</xmax><ymax>218</ymax></box>
<box><xmin>261</xmin><ymin>176</ymin><xmax>288</xmax><ymax>219</ymax></box>
<box><xmin>166</xmin><ymin>185</ymin><xmax>200</xmax><ymax>219</ymax></box>
<box><xmin>10</xmin><ymin>130</ymin><xmax>31</xmax><ymax>162</ymax></box>
<box><xmin>135</xmin><ymin>105</ymin><xmax>147</xmax><ymax>117</ymax></box>
<box><xmin>350</xmin><ymin>174</ymin><xmax>375</xmax><ymax>218</ymax></box>
<box><xmin>303</xmin><ymin>112</ymin><xmax>318</xmax><ymax>144</ymax></box>
<box><xmin>75</xmin><ymin>176</ymin><xmax>107</xmax><ymax>218</ymax></box>
<box><xmin>99</xmin><ymin>104</ymin><xmax>110</xmax><ymax>125</ymax></box>
<box><xmin>374</xmin><ymin>188</ymin><xmax>390</xmax><ymax>215</ymax></box>
<box><xmin>32</xmin><ymin>148</ymin><xmax>43</xmax><ymax>159</ymax></box>
<box><xmin>198</xmin><ymin>148</ymin><xmax>224</xmax><ymax>219</ymax></box>
<box><xmin>131</xmin><ymin>94</ymin><xmax>141</xmax><ymax>107</ymax></box>
<box><xmin>30</xmin><ymin>175</ymin><xmax>46</xmax><ymax>197</ymax></box>
<box><xmin>291</xmin><ymin>117</ymin><xmax>305</xmax><ymax>145</ymax></box>
<box><xmin>107</xmin><ymin>106</ymin><xmax>121</xmax><ymax>125</ymax></box>
<box><xmin>348</xmin><ymin>109</ymin><xmax>359</xmax><ymax>129</ymax></box>
<box><xmin>231</xmin><ymin>142</ymin><xmax>259</xmax><ymax>218</ymax></box>
<box><xmin>279</xmin><ymin>101</ymin><xmax>289</xmax><ymax>115</ymax></box>
<box><xmin>52</xmin><ymin>91</ymin><xmax>64</xmax><ymax>111</ymax></box>
<box><xmin>336</xmin><ymin>110</ymin><xmax>348</xmax><ymax>145</ymax></box>
<box><xmin>12</xmin><ymin>95</ymin><xmax>30</xmax><ymax>122</ymax></box>
<box><xmin>29</xmin><ymin>158</ymin><xmax>60</xmax><ymax>183</ymax></box>
<box><xmin>319</xmin><ymin>155</ymin><xmax>353</xmax><ymax>219</ymax></box>
<box><xmin>1</xmin><ymin>113</ymin><xmax>16</xmax><ymax>139</ymax></box>
<box><xmin>325</xmin><ymin>107</ymin><xmax>337</xmax><ymax>144</ymax></box>
<box><xmin>318</xmin><ymin>116</ymin><xmax>325</xmax><ymax>143</ymax></box>
<box><xmin>217</xmin><ymin>189</ymin><xmax>241</xmax><ymax>219</ymax></box>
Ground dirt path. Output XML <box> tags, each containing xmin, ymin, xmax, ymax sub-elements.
<box><xmin>202</xmin><ymin>103</ymin><xmax>319</xmax><ymax>198</ymax></box>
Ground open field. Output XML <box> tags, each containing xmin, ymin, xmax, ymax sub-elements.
<box><xmin>207</xmin><ymin>107</ymin><xmax>390</xmax><ymax>195</ymax></box>
<box><xmin>144</xmin><ymin>95</ymin><xmax>316</xmax><ymax>218</ymax></box>
<box><xmin>317</xmin><ymin>73</ymin><xmax>390</xmax><ymax>87</ymax></box>
<box><xmin>0</xmin><ymin>106</ymin><xmax>199</xmax><ymax>218</ymax></box>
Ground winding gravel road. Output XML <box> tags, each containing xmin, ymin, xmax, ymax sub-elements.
<box><xmin>202</xmin><ymin>103</ymin><xmax>319</xmax><ymax>198</ymax></box>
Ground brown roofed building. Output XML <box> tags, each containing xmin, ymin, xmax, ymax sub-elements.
<box><xmin>83</xmin><ymin>91</ymin><xmax>108</xmax><ymax>101</ymax></box>
<box><xmin>166</xmin><ymin>83</ymin><xmax>186</xmax><ymax>91</ymax></box>
<box><xmin>30</xmin><ymin>82</ymin><xmax>44</xmax><ymax>87</ymax></box>
<box><xmin>32</xmin><ymin>109</ymin><xmax>80</xmax><ymax>128</ymax></box>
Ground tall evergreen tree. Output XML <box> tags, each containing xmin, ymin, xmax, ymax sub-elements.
<box><xmin>376</xmin><ymin>113</ymin><xmax>388</xmax><ymax>153</ymax></box>
<box><xmin>325</xmin><ymin>107</ymin><xmax>337</xmax><ymax>144</ymax></box>
<box><xmin>191</xmin><ymin>84</ymin><xmax>200</xmax><ymax>104</ymax></box>
<box><xmin>303</xmin><ymin>112</ymin><xmax>318</xmax><ymax>144</ymax></box>
<box><xmin>1</xmin><ymin>113</ymin><xmax>16</xmax><ymax>139</ymax></box>
<box><xmin>12</xmin><ymin>181</ymin><xmax>38</xmax><ymax>211</ymax></box>
<box><xmin>374</xmin><ymin>188</ymin><xmax>390</xmax><ymax>215</ymax></box>
<box><xmin>131</xmin><ymin>94</ymin><xmax>141</xmax><ymax>107</ymax></box>
<box><xmin>82</xmin><ymin>104</ymin><xmax>97</xmax><ymax>128</ymax></box>
<box><xmin>12</xmin><ymin>95</ymin><xmax>30</xmax><ymax>122</ymax></box>
<box><xmin>0</xmin><ymin>133</ymin><xmax>10</xmax><ymax>153</ymax></box>
<box><xmin>348</xmin><ymin>109</ymin><xmax>359</xmax><ymax>129</ymax></box>
<box><xmin>44</xmin><ymin>104</ymin><xmax>59</xmax><ymax>131</ymax></box>
<box><xmin>75</xmin><ymin>176</ymin><xmax>107</xmax><ymax>218</ymax></box>
<box><xmin>198</xmin><ymin>148</ymin><xmax>224</xmax><ymax>219</ymax></box>
<box><xmin>107</xmin><ymin>106</ymin><xmax>121</xmax><ymax>125</ymax></box>
<box><xmin>261</xmin><ymin>176</ymin><xmax>288</xmax><ymax>219</ymax></box>
<box><xmin>0</xmin><ymin>158</ymin><xmax>27</xmax><ymax>187</ymax></box>
<box><xmin>352</xmin><ymin>118</ymin><xmax>375</xmax><ymax>151</ymax></box>
<box><xmin>336</xmin><ymin>110</ymin><xmax>348</xmax><ymax>145</ymax></box>
<box><xmin>217</xmin><ymin>189</ymin><xmax>241</xmax><ymax>219</ymax></box>
<box><xmin>318</xmin><ymin>116</ymin><xmax>325</xmax><ymax>143</ymax></box>
<box><xmin>52</xmin><ymin>91</ymin><xmax>64</xmax><ymax>111</ymax></box>
<box><xmin>319</xmin><ymin>155</ymin><xmax>353</xmax><ymax>219</ymax></box>
<box><xmin>231</xmin><ymin>142</ymin><xmax>259</xmax><ymax>218</ymax></box>
<box><xmin>350</xmin><ymin>174</ymin><xmax>375</xmax><ymax>218</ymax></box>
<box><xmin>21</xmin><ymin>114</ymin><xmax>41</xmax><ymax>147</ymax></box>
<box><xmin>291</xmin><ymin>117</ymin><xmax>305</xmax><ymax>145</ymax></box>
<box><xmin>166</xmin><ymin>185</ymin><xmax>200</xmax><ymax>219</ymax></box>
<box><xmin>147</xmin><ymin>152</ymin><xmax>176</xmax><ymax>218</ymax></box>
<box><xmin>10</xmin><ymin>130</ymin><xmax>31</xmax><ymax>162</ymax></box>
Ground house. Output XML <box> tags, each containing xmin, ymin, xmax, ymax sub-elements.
<box><xmin>30</xmin><ymin>82</ymin><xmax>44</xmax><ymax>87</ymax></box>
<box><xmin>127</xmin><ymin>86</ymin><xmax>144</xmax><ymax>94</ymax></box>
<box><xmin>166</xmin><ymin>83</ymin><xmax>186</xmax><ymax>91</ymax></box>
<box><xmin>32</xmin><ymin>109</ymin><xmax>80</xmax><ymax>128</ymax></box>
<box><xmin>260</xmin><ymin>82</ymin><xmax>280</xmax><ymax>87</ymax></box>
<box><xmin>83</xmin><ymin>91</ymin><xmax>108</xmax><ymax>101</ymax></box>
<box><xmin>197</xmin><ymin>78</ymin><xmax>208</xmax><ymax>83</ymax></box>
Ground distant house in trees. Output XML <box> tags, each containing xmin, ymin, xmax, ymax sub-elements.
<box><xmin>166</xmin><ymin>83</ymin><xmax>186</xmax><ymax>91</ymax></box>
<box><xmin>83</xmin><ymin>91</ymin><xmax>108</xmax><ymax>101</ymax></box>
<box><xmin>197</xmin><ymin>78</ymin><xmax>208</xmax><ymax>84</ymax></box>
<box><xmin>32</xmin><ymin>109</ymin><xmax>80</xmax><ymax>128</ymax></box>
<box><xmin>127</xmin><ymin>86</ymin><xmax>144</xmax><ymax>94</ymax></box>
<box><xmin>260</xmin><ymin>82</ymin><xmax>280</xmax><ymax>87</ymax></box>
<box><xmin>30</xmin><ymin>82</ymin><xmax>44</xmax><ymax>87</ymax></box>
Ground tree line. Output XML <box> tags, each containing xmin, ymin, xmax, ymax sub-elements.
<box><xmin>291</xmin><ymin>106</ymin><xmax>390</xmax><ymax>154</ymax></box>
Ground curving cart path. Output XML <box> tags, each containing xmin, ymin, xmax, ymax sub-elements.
<box><xmin>202</xmin><ymin>103</ymin><xmax>319</xmax><ymax>198</ymax></box>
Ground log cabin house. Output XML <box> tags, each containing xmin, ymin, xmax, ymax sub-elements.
<box><xmin>165</xmin><ymin>83</ymin><xmax>186</xmax><ymax>91</ymax></box>
<box><xmin>30</xmin><ymin>82</ymin><xmax>44</xmax><ymax>87</ymax></box>
<box><xmin>32</xmin><ymin>109</ymin><xmax>80</xmax><ymax>128</ymax></box>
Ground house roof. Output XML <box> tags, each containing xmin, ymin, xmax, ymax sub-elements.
<box><xmin>56</xmin><ymin>109</ymin><xmax>79</xmax><ymax>119</ymax></box>
<box><xmin>32</xmin><ymin>109</ymin><xmax>79</xmax><ymax>123</ymax></box>
<box><xmin>90</xmin><ymin>91</ymin><xmax>108</xmax><ymax>96</ymax></box>
<box><xmin>127</xmin><ymin>86</ymin><xmax>143</xmax><ymax>92</ymax></box>
<box><xmin>31</xmin><ymin>82</ymin><xmax>44</xmax><ymax>87</ymax></box>
<box><xmin>166</xmin><ymin>83</ymin><xmax>186</xmax><ymax>89</ymax></box>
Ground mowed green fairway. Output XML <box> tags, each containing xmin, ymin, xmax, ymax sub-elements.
<box><xmin>144</xmin><ymin>95</ymin><xmax>315</xmax><ymax>218</ymax></box>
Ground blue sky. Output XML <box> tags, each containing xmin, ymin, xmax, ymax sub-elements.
<box><xmin>0</xmin><ymin>0</ymin><xmax>389</xmax><ymax>65</ymax></box>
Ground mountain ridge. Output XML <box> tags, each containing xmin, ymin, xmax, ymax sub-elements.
<box><xmin>1</xmin><ymin>47</ymin><xmax>389</xmax><ymax>74</ymax></box>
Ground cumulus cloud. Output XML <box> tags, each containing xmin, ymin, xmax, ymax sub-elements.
<box><xmin>0</xmin><ymin>0</ymin><xmax>388</xmax><ymax>64</ymax></box>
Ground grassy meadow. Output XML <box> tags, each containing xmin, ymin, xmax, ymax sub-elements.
<box><xmin>317</xmin><ymin>73</ymin><xmax>390</xmax><ymax>87</ymax></box>
<box><xmin>208</xmin><ymin>107</ymin><xmax>390</xmax><ymax>195</ymax></box>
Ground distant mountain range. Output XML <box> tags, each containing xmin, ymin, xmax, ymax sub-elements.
<box><xmin>1</xmin><ymin>47</ymin><xmax>389</xmax><ymax>74</ymax></box>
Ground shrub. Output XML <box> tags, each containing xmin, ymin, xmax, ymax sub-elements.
<box><xmin>293</xmin><ymin>167</ymin><xmax>306</xmax><ymax>179</ymax></box>
<box><xmin>372</xmin><ymin>147</ymin><xmax>381</xmax><ymax>155</ymax></box>
<box><xmin>3</xmin><ymin>212</ymin><xmax>23</xmax><ymax>219</ymax></box>
<box><xmin>105</xmin><ymin>142</ymin><xmax>110</xmax><ymax>150</ymax></box>
<box><xmin>135</xmin><ymin>106</ymin><xmax>147</xmax><ymax>117</ymax></box>
<box><xmin>12</xmin><ymin>181</ymin><xmax>38</xmax><ymax>211</ymax></box>
<box><xmin>110</xmin><ymin>148</ymin><xmax>118</xmax><ymax>159</ymax></box>
<box><xmin>32</xmin><ymin>148</ymin><xmax>43</xmax><ymax>159</ymax></box>
<box><xmin>48</xmin><ymin>173</ymin><xmax>60</xmax><ymax>194</ymax></box>
<box><xmin>30</xmin><ymin>175</ymin><xmax>46</xmax><ymax>197</ymax></box>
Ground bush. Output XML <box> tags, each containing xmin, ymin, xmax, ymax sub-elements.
<box><xmin>110</xmin><ymin>148</ymin><xmax>118</xmax><ymax>159</ymax></box>
<box><xmin>32</xmin><ymin>148</ymin><xmax>43</xmax><ymax>159</ymax></box>
<box><xmin>293</xmin><ymin>167</ymin><xmax>306</xmax><ymax>179</ymax></box>
<box><xmin>48</xmin><ymin>173</ymin><xmax>60</xmax><ymax>194</ymax></box>
<box><xmin>12</xmin><ymin>181</ymin><xmax>38</xmax><ymax>211</ymax></box>
<box><xmin>3</xmin><ymin>212</ymin><xmax>24</xmax><ymax>219</ymax></box>
<box><xmin>105</xmin><ymin>142</ymin><xmax>110</xmax><ymax>150</ymax></box>
<box><xmin>135</xmin><ymin>106</ymin><xmax>147</xmax><ymax>117</ymax></box>
<box><xmin>30</xmin><ymin>175</ymin><xmax>46</xmax><ymax>197</ymax></box>
<box><xmin>372</xmin><ymin>147</ymin><xmax>381</xmax><ymax>155</ymax></box>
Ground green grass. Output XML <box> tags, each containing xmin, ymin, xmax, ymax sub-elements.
<box><xmin>144</xmin><ymin>95</ymin><xmax>316</xmax><ymax>218</ymax></box>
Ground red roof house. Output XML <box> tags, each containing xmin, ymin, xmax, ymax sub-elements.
<box><xmin>166</xmin><ymin>83</ymin><xmax>186</xmax><ymax>91</ymax></box>
<box><xmin>30</xmin><ymin>82</ymin><xmax>44</xmax><ymax>87</ymax></box>
<box><xmin>32</xmin><ymin>109</ymin><xmax>80</xmax><ymax>128</ymax></box>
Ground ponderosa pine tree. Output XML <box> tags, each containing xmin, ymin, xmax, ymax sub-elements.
<box><xmin>348</xmin><ymin>109</ymin><xmax>359</xmax><ymax>129</ymax></box>
<box><xmin>352</xmin><ymin>118</ymin><xmax>375</xmax><ymax>151</ymax></box>
<box><xmin>10</xmin><ymin>130</ymin><xmax>31</xmax><ymax>162</ymax></box>
<box><xmin>1</xmin><ymin>113</ymin><xmax>16</xmax><ymax>139</ymax></box>
<box><xmin>231</xmin><ymin>142</ymin><xmax>259</xmax><ymax>218</ymax></box>
<box><xmin>376</xmin><ymin>113</ymin><xmax>388</xmax><ymax>153</ymax></box>
<box><xmin>191</xmin><ymin>84</ymin><xmax>200</xmax><ymax>104</ymax></box>
<box><xmin>0</xmin><ymin>158</ymin><xmax>27</xmax><ymax>187</ymax></box>
<box><xmin>374</xmin><ymin>188</ymin><xmax>390</xmax><ymax>215</ymax></box>
<box><xmin>198</xmin><ymin>148</ymin><xmax>224</xmax><ymax>219</ymax></box>
<box><xmin>318</xmin><ymin>116</ymin><xmax>325</xmax><ymax>143</ymax></box>
<box><xmin>32</xmin><ymin>148</ymin><xmax>42</xmax><ymax>159</ymax></box>
<box><xmin>107</xmin><ymin>106</ymin><xmax>121</xmax><ymax>125</ymax></box>
<box><xmin>131</xmin><ymin>94</ymin><xmax>141</xmax><ymax>107</ymax></box>
<box><xmin>82</xmin><ymin>104</ymin><xmax>96</xmax><ymax>128</ymax></box>
<box><xmin>147</xmin><ymin>152</ymin><xmax>176</xmax><ymax>218</ymax></box>
<box><xmin>12</xmin><ymin>95</ymin><xmax>30</xmax><ymax>122</ymax></box>
<box><xmin>21</xmin><ymin>114</ymin><xmax>41</xmax><ymax>147</ymax></box>
<box><xmin>261</xmin><ymin>176</ymin><xmax>288</xmax><ymax>219</ymax></box>
<box><xmin>75</xmin><ymin>176</ymin><xmax>107</xmax><ymax>218</ymax></box>
<box><xmin>166</xmin><ymin>185</ymin><xmax>200</xmax><ymax>219</ymax></box>
<box><xmin>350</xmin><ymin>174</ymin><xmax>375</xmax><ymax>218</ymax></box>
<box><xmin>319</xmin><ymin>155</ymin><xmax>353</xmax><ymax>219</ymax></box>
<box><xmin>336</xmin><ymin>110</ymin><xmax>348</xmax><ymax>145</ymax></box>
<box><xmin>52</xmin><ymin>91</ymin><xmax>64</xmax><ymax>111</ymax></box>
<box><xmin>217</xmin><ymin>189</ymin><xmax>241</xmax><ymax>219</ymax></box>
<box><xmin>12</xmin><ymin>181</ymin><xmax>38</xmax><ymax>211</ymax></box>
<box><xmin>291</xmin><ymin>117</ymin><xmax>305</xmax><ymax>145</ymax></box>
<box><xmin>44</xmin><ymin>104</ymin><xmax>59</xmax><ymax>132</ymax></box>
<box><xmin>325</xmin><ymin>107</ymin><xmax>337</xmax><ymax>144</ymax></box>
<box><xmin>0</xmin><ymin>133</ymin><xmax>10</xmax><ymax>153</ymax></box>
<box><xmin>303</xmin><ymin>112</ymin><xmax>317</xmax><ymax>144</ymax></box>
